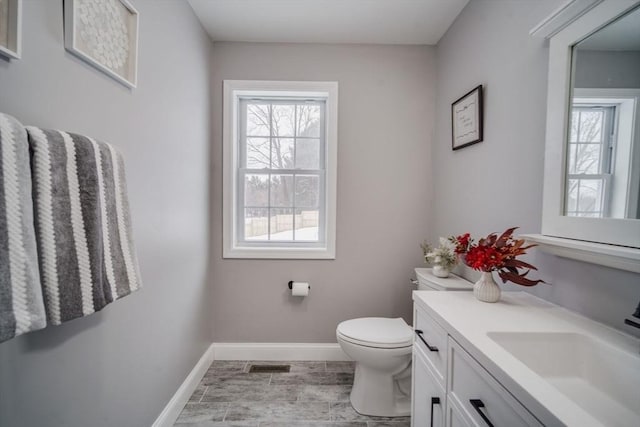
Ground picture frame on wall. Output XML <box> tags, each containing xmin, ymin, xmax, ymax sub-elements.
<box><xmin>64</xmin><ymin>0</ymin><xmax>139</xmax><ymax>88</ymax></box>
<box><xmin>0</xmin><ymin>0</ymin><xmax>22</xmax><ymax>60</ymax></box>
<box><xmin>451</xmin><ymin>85</ymin><xmax>484</xmax><ymax>150</ymax></box>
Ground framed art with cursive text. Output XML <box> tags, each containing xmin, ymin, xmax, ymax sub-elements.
<box><xmin>451</xmin><ymin>85</ymin><xmax>483</xmax><ymax>150</ymax></box>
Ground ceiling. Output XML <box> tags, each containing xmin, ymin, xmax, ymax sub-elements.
<box><xmin>187</xmin><ymin>0</ymin><xmax>469</xmax><ymax>45</ymax></box>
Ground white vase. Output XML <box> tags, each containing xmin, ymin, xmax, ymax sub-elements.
<box><xmin>432</xmin><ymin>265</ymin><xmax>450</xmax><ymax>278</ymax></box>
<box><xmin>473</xmin><ymin>271</ymin><xmax>501</xmax><ymax>303</ymax></box>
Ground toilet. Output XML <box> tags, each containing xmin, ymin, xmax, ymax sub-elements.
<box><xmin>336</xmin><ymin>267</ymin><xmax>473</xmax><ymax>417</ymax></box>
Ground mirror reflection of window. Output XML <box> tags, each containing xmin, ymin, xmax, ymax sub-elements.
<box><xmin>566</xmin><ymin>5</ymin><xmax>640</xmax><ymax>219</ymax></box>
<box><xmin>566</xmin><ymin>105</ymin><xmax>614</xmax><ymax>218</ymax></box>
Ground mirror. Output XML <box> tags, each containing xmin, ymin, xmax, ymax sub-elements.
<box><xmin>566</xmin><ymin>6</ymin><xmax>640</xmax><ymax>219</ymax></box>
<box><xmin>534</xmin><ymin>0</ymin><xmax>640</xmax><ymax>264</ymax></box>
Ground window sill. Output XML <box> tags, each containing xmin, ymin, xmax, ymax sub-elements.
<box><xmin>521</xmin><ymin>234</ymin><xmax>640</xmax><ymax>273</ymax></box>
<box><xmin>223</xmin><ymin>246</ymin><xmax>336</xmax><ymax>260</ymax></box>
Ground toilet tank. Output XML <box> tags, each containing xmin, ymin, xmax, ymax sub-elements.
<box><xmin>414</xmin><ymin>268</ymin><xmax>473</xmax><ymax>291</ymax></box>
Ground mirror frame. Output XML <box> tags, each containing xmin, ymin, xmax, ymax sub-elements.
<box><xmin>542</xmin><ymin>0</ymin><xmax>640</xmax><ymax>248</ymax></box>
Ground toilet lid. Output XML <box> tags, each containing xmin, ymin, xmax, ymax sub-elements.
<box><xmin>337</xmin><ymin>317</ymin><xmax>412</xmax><ymax>348</ymax></box>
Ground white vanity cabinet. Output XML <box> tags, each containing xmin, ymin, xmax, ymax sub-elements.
<box><xmin>411</xmin><ymin>300</ymin><xmax>543</xmax><ymax>427</ymax></box>
<box><xmin>412</xmin><ymin>291</ymin><xmax>640</xmax><ymax>426</ymax></box>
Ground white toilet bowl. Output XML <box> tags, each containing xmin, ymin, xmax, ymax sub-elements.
<box><xmin>336</xmin><ymin>317</ymin><xmax>413</xmax><ymax>417</ymax></box>
<box><xmin>336</xmin><ymin>269</ymin><xmax>473</xmax><ymax>417</ymax></box>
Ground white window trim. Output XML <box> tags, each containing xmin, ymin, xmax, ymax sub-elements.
<box><xmin>222</xmin><ymin>80</ymin><xmax>338</xmax><ymax>259</ymax></box>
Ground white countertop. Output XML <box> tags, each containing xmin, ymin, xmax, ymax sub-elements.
<box><xmin>412</xmin><ymin>291</ymin><xmax>640</xmax><ymax>427</ymax></box>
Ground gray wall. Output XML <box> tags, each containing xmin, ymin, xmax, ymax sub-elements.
<box><xmin>575</xmin><ymin>50</ymin><xmax>640</xmax><ymax>88</ymax></box>
<box><xmin>210</xmin><ymin>43</ymin><xmax>435</xmax><ymax>342</ymax></box>
<box><xmin>433</xmin><ymin>0</ymin><xmax>640</xmax><ymax>331</ymax></box>
<box><xmin>0</xmin><ymin>1</ymin><xmax>212</xmax><ymax>426</ymax></box>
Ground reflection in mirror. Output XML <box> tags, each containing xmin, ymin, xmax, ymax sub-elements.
<box><xmin>567</xmin><ymin>6</ymin><xmax>640</xmax><ymax>219</ymax></box>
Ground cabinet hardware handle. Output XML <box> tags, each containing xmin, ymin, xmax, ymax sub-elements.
<box><xmin>430</xmin><ymin>397</ymin><xmax>440</xmax><ymax>427</ymax></box>
<box><xmin>415</xmin><ymin>329</ymin><xmax>439</xmax><ymax>352</ymax></box>
<box><xmin>470</xmin><ymin>399</ymin><xmax>494</xmax><ymax>427</ymax></box>
<box><xmin>625</xmin><ymin>318</ymin><xmax>640</xmax><ymax>329</ymax></box>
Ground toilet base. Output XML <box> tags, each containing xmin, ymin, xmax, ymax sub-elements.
<box><xmin>349</xmin><ymin>361</ymin><xmax>412</xmax><ymax>417</ymax></box>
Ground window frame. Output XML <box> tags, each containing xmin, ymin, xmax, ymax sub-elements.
<box><xmin>223</xmin><ymin>80</ymin><xmax>338</xmax><ymax>259</ymax></box>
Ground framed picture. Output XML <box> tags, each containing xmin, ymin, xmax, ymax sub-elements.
<box><xmin>0</xmin><ymin>0</ymin><xmax>22</xmax><ymax>59</ymax></box>
<box><xmin>451</xmin><ymin>85</ymin><xmax>483</xmax><ymax>150</ymax></box>
<box><xmin>64</xmin><ymin>0</ymin><xmax>139</xmax><ymax>88</ymax></box>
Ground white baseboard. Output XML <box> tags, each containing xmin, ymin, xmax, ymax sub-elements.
<box><xmin>212</xmin><ymin>342</ymin><xmax>350</xmax><ymax>361</ymax></box>
<box><xmin>152</xmin><ymin>344</ymin><xmax>215</xmax><ymax>427</ymax></box>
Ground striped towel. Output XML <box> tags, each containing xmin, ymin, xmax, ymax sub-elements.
<box><xmin>26</xmin><ymin>127</ymin><xmax>142</xmax><ymax>326</ymax></box>
<box><xmin>0</xmin><ymin>113</ymin><xmax>47</xmax><ymax>343</ymax></box>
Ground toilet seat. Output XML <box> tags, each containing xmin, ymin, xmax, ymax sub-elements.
<box><xmin>337</xmin><ymin>317</ymin><xmax>412</xmax><ymax>349</ymax></box>
<box><xmin>337</xmin><ymin>331</ymin><xmax>413</xmax><ymax>349</ymax></box>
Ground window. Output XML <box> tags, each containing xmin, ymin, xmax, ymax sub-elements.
<box><xmin>565</xmin><ymin>93</ymin><xmax>639</xmax><ymax>219</ymax></box>
<box><xmin>565</xmin><ymin>105</ymin><xmax>615</xmax><ymax>217</ymax></box>
<box><xmin>223</xmin><ymin>81</ymin><xmax>338</xmax><ymax>259</ymax></box>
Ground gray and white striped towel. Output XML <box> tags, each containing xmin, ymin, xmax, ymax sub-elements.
<box><xmin>26</xmin><ymin>127</ymin><xmax>142</xmax><ymax>326</ymax></box>
<box><xmin>0</xmin><ymin>113</ymin><xmax>47</xmax><ymax>343</ymax></box>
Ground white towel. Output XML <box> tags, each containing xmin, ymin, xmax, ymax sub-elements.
<box><xmin>0</xmin><ymin>113</ymin><xmax>46</xmax><ymax>343</ymax></box>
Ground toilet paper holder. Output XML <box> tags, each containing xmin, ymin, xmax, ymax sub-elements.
<box><xmin>288</xmin><ymin>281</ymin><xmax>310</xmax><ymax>290</ymax></box>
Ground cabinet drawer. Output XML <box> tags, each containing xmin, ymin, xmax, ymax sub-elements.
<box><xmin>448</xmin><ymin>338</ymin><xmax>542</xmax><ymax>427</ymax></box>
<box><xmin>414</xmin><ymin>306</ymin><xmax>448</xmax><ymax>385</ymax></box>
<box><xmin>412</xmin><ymin>348</ymin><xmax>446</xmax><ymax>427</ymax></box>
<box><xmin>413</xmin><ymin>307</ymin><xmax>447</xmax><ymax>388</ymax></box>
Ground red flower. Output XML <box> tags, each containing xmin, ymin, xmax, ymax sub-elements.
<box><xmin>465</xmin><ymin>245</ymin><xmax>504</xmax><ymax>271</ymax></box>
<box><xmin>452</xmin><ymin>227</ymin><xmax>546</xmax><ymax>287</ymax></box>
<box><xmin>453</xmin><ymin>233</ymin><xmax>471</xmax><ymax>254</ymax></box>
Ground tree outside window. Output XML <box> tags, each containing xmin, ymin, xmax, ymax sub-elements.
<box><xmin>240</xmin><ymin>99</ymin><xmax>325</xmax><ymax>242</ymax></box>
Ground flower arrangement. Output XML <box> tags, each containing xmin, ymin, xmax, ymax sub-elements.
<box><xmin>420</xmin><ymin>237</ymin><xmax>458</xmax><ymax>270</ymax></box>
<box><xmin>451</xmin><ymin>227</ymin><xmax>545</xmax><ymax>287</ymax></box>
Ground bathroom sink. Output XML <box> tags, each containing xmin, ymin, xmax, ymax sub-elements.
<box><xmin>487</xmin><ymin>331</ymin><xmax>640</xmax><ymax>427</ymax></box>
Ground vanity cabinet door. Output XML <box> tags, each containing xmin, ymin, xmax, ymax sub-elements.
<box><xmin>446</xmin><ymin>397</ymin><xmax>472</xmax><ymax>427</ymax></box>
<box><xmin>448</xmin><ymin>338</ymin><xmax>543</xmax><ymax>427</ymax></box>
<box><xmin>412</xmin><ymin>347</ymin><xmax>446</xmax><ymax>427</ymax></box>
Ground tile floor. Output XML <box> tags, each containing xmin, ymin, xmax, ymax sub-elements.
<box><xmin>174</xmin><ymin>361</ymin><xmax>411</xmax><ymax>427</ymax></box>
